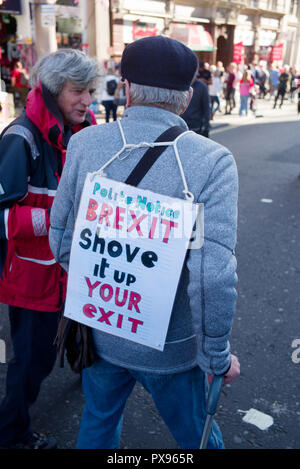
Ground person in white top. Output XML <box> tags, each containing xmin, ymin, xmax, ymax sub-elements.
<box><xmin>209</xmin><ymin>65</ymin><xmax>223</xmax><ymax>119</ymax></box>
<box><xmin>101</xmin><ymin>68</ymin><xmax>119</xmax><ymax>122</ymax></box>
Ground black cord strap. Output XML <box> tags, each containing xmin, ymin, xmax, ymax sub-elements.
<box><xmin>125</xmin><ymin>126</ymin><xmax>185</xmax><ymax>187</ymax></box>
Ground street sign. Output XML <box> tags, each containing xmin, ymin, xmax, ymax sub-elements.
<box><xmin>41</xmin><ymin>4</ymin><xmax>56</xmax><ymax>28</ymax></box>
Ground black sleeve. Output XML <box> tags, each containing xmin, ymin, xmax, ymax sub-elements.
<box><xmin>0</xmin><ymin>209</ymin><xmax>7</xmax><ymax>278</ymax></box>
<box><xmin>0</xmin><ymin>133</ymin><xmax>30</xmax><ymax>277</ymax></box>
<box><xmin>200</xmin><ymin>82</ymin><xmax>210</xmax><ymax>134</ymax></box>
<box><xmin>0</xmin><ymin>134</ymin><xmax>30</xmax><ymax>210</ymax></box>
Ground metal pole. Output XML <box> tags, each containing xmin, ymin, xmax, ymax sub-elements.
<box><xmin>199</xmin><ymin>375</ymin><xmax>224</xmax><ymax>449</ymax></box>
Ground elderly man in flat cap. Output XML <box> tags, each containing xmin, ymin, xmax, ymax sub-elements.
<box><xmin>49</xmin><ymin>36</ymin><xmax>240</xmax><ymax>449</ymax></box>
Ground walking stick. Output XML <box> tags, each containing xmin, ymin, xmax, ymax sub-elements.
<box><xmin>199</xmin><ymin>375</ymin><xmax>224</xmax><ymax>449</ymax></box>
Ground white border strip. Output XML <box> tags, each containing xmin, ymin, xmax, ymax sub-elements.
<box><xmin>4</xmin><ymin>208</ymin><xmax>9</xmax><ymax>240</ymax></box>
<box><xmin>28</xmin><ymin>184</ymin><xmax>56</xmax><ymax>197</ymax></box>
<box><xmin>16</xmin><ymin>254</ymin><xmax>56</xmax><ymax>265</ymax></box>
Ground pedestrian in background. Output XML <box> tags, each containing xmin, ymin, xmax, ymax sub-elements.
<box><xmin>0</xmin><ymin>48</ymin><xmax>99</xmax><ymax>449</ymax></box>
<box><xmin>216</xmin><ymin>61</ymin><xmax>225</xmax><ymax>80</ymax></box>
<box><xmin>268</xmin><ymin>63</ymin><xmax>280</xmax><ymax>99</ymax></box>
<box><xmin>101</xmin><ymin>67</ymin><xmax>119</xmax><ymax>122</ymax></box>
<box><xmin>289</xmin><ymin>67</ymin><xmax>298</xmax><ymax>102</ymax></box>
<box><xmin>209</xmin><ymin>65</ymin><xmax>222</xmax><ymax>119</ymax></box>
<box><xmin>296</xmin><ymin>71</ymin><xmax>300</xmax><ymax>114</ymax></box>
<box><xmin>10</xmin><ymin>60</ymin><xmax>30</xmax><ymax>108</ymax></box>
<box><xmin>49</xmin><ymin>35</ymin><xmax>240</xmax><ymax>450</ymax></box>
<box><xmin>224</xmin><ymin>62</ymin><xmax>237</xmax><ymax>114</ymax></box>
<box><xmin>251</xmin><ymin>62</ymin><xmax>260</xmax><ymax>86</ymax></box>
<box><xmin>181</xmin><ymin>75</ymin><xmax>210</xmax><ymax>137</ymax></box>
<box><xmin>257</xmin><ymin>64</ymin><xmax>268</xmax><ymax>99</ymax></box>
<box><xmin>274</xmin><ymin>65</ymin><xmax>290</xmax><ymax>108</ymax></box>
<box><xmin>235</xmin><ymin>64</ymin><xmax>243</xmax><ymax>85</ymax></box>
<box><xmin>198</xmin><ymin>60</ymin><xmax>212</xmax><ymax>86</ymax></box>
<box><xmin>239</xmin><ymin>69</ymin><xmax>253</xmax><ymax>116</ymax></box>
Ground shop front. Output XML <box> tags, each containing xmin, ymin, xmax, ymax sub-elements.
<box><xmin>122</xmin><ymin>14</ymin><xmax>165</xmax><ymax>51</ymax></box>
<box><xmin>258</xmin><ymin>28</ymin><xmax>278</xmax><ymax>63</ymax></box>
<box><xmin>0</xmin><ymin>0</ymin><xmax>21</xmax><ymax>89</ymax></box>
<box><xmin>55</xmin><ymin>1</ymin><xmax>82</xmax><ymax>50</ymax></box>
<box><xmin>215</xmin><ymin>24</ymin><xmax>235</xmax><ymax>68</ymax></box>
<box><xmin>258</xmin><ymin>17</ymin><xmax>279</xmax><ymax>64</ymax></box>
<box><xmin>169</xmin><ymin>23</ymin><xmax>214</xmax><ymax>64</ymax></box>
<box><xmin>234</xmin><ymin>14</ymin><xmax>255</xmax><ymax>65</ymax></box>
<box><xmin>0</xmin><ymin>0</ymin><xmax>28</xmax><ymax>120</ymax></box>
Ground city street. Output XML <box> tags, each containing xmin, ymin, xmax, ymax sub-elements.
<box><xmin>0</xmin><ymin>97</ymin><xmax>300</xmax><ymax>450</ymax></box>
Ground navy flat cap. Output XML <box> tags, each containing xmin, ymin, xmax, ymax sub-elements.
<box><xmin>121</xmin><ymin>36</ymin><xmax>198</xmax><ymax>91</ymax></box>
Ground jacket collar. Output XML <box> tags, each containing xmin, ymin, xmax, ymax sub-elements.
<box><xmin>122</xmin><ymin>105</ymin><xmax>189</xmax><ymax>130</ymax></box>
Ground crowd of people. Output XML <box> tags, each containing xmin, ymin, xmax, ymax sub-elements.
<box><xmin>5</xmin><ymin>55</ymin><xmax>300</xmax><ymax>129</ymax></box>
<box><xmin>189</xmin><ymin>59</ymin><xmax>300</xmax><ymax>119</ymax></box>
<box><xmin>96</xmin><ymin>58</ymin><xmax>300</xmax><ymax>138</ymax></box>
<box><xmin>197</xmin><ymin>59</ymin><xmax>300</xmax><ymax>118</ymax></box>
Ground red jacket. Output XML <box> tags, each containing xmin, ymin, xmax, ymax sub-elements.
<box><xmin>0</xmin><ymin>83</ymin><xmax>97</xmax><ymax>312</ymax></box>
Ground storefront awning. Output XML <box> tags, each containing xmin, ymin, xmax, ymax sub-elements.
<box><xmin>170</xmin><ymin>23</ymin><xmax>214</xmax><ymax>52</ymax></box>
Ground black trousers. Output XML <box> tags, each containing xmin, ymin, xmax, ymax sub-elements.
<box><xmin>274</xmin><ymin>88</ymin><xmax>286</xmax><ymax>107</ymax></box>
<box><xmin>0</xmin><ymin>306</ymin><xmax>59</xmax><ymax>446</ymax></box>
<box><xmin>225</xmin><ymin>88</ymin><xmax>235</xmax><ymax>113</ymax></box>
<box><xmin>102</xmin><ymin>100</ymin><xmax>118</xmax><ymax>122</ymax></box>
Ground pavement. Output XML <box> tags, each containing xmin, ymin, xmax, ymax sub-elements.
<box><xmin>209</xmin><ymin>95</ymin><xmax>300</xmax><ymax>133</ymax></box>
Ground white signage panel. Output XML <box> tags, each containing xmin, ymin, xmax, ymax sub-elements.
<box><xmin>64</xmin><ymin>175</ymin><xmax>202</xmax><ymax>351</ymax></box>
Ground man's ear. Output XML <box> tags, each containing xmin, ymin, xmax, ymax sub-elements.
<box><xmin>180</xmin><ymin>87</ymin><xmax>193</xmax><ymax>115</ymax></box>
<box><xmin>125</xmin><ymin>79</ymin><xmax>131</xmax><ymax>108</ymax></box>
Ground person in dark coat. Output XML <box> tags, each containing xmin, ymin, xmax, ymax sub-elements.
<box><xmin>181</xmin><ymin>77</ymin><xmax>210</xmax><ymax>138</ymax></box>
<box><xmin>0</xmin><ymin>48</ymin><xmax>99</xmax><ymax>450</ymax></box>
<box><xmin>273</xmin><ymin>65</ymin><xmax>290</xmax><ymax>108</ymax></box>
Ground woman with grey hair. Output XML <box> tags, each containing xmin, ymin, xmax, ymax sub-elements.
<box><xmin>30</xmin><ymin>48</ymin><xmax>100</xmax><ymax>97</ymax></box>
<box><xmin>0</xmin><ymin>48</ymin><xmax>99</xmax><ymax>450</ymax></box>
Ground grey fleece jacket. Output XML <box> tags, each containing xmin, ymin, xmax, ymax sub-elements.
<box><xmin>49</xmin><ymin>105</ymin><xmax>238</xmax><ymax>376</ymax></box>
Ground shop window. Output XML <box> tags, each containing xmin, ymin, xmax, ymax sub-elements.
<box><xmin>55</xmin><ymin>1</ymin><xmax>79</xmax><ymax>5</ymax></box>
<box><xmin>0</xmin><ymin>14</ymin><xmax>18</xmax><ymax>90</ymax></box>
<box><xmin>56</xmin><ymin>15</ymin><xmax>82</xmax><ymax>50</ymax></box>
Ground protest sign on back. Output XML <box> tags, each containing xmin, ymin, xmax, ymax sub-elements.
<box><xmin>64</xmin><ymin>174</ymin><xmax>203</xmax><ymax>351</ymax></box>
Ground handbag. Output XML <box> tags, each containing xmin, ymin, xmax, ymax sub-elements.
<box><xmin>55</xmin><ymin>124</ymin><xmax>185</xmax><ymax>373</ymax></box>
<box><xmin>56</xmin><ymin>313</ymin><xmax>97</xmax><ymax>373</ymax></box>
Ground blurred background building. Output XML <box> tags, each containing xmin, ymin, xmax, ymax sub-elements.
<box><xmin>110</xmin><ymin>0</ymin><xmax>300</xmax><ymax>68</ymax></box>
<box><xmin>0</xmin><ymin>0</ymin><xmax>300</xmax><ymax>88</ymax></box>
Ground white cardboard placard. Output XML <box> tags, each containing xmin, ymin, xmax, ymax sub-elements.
<box><xmin>64</xmin><ymin>174</ymin><xmax>203</xmax><ymax>351</ymax></box>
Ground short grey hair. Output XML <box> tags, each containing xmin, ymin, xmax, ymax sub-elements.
<box><xmin>129</xmin><ymin>83</ymin><xmax>190</xmax><ymax>114</ymax></box>
<box><xmin>30</xmin><ymin>48</ymin><xmax>100</xmax><ymax>96</ymax></box>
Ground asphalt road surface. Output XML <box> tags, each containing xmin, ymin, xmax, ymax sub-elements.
<box><xmin>0</xmin><ymin>99</ymin><xmax>299</xmax><ymax>450</ymax></box>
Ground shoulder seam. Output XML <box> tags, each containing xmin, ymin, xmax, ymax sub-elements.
<box><xmin>2</xmin><ymin>125</ymin><xmax>40</xmax><ymax>160</ymax></box>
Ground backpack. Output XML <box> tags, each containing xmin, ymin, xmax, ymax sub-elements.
<box><xmin>19</xmin><ymin>70</ymin><xmax>29</xmax><ymax>87</ymax></box>
<box><xmin>106</xmin><ymin>78</ymin><xmax>117</xmax><ymax>96</ymax></box>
